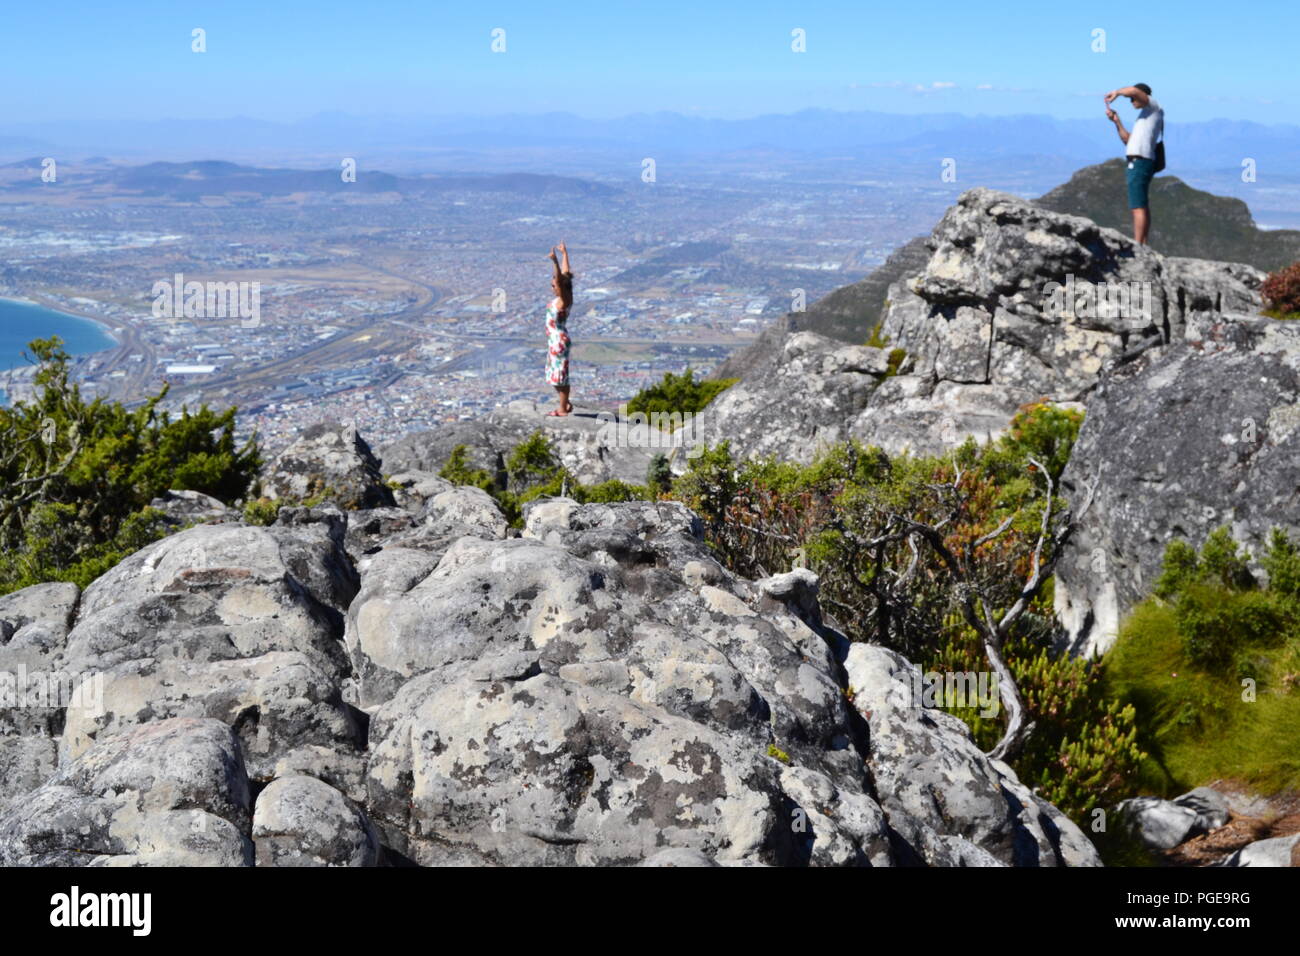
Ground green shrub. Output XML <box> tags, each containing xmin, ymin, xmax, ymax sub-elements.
<box><xmin>1106</xmin><ymin>528</ymin><xmax>1300</xmax><ymax>797</ymax></box>
<box><xmin>1198</xmin><ymin>526</ymin><xmax>1256</xmax><ymax>590</ymax></box>
<box><xmin>1177</xmin><ymin>581</ymin><xmax>1289</xmax><ymax>668</ymax></box>
<box><xmin>1262</xmin><ymin>527</ymin><xmax>1300</xmax><ymax>596</ymax></box>
<box><xmin>668</xmin><ymin>402</ymin><xmax>1142</xmax><ymax>825</ymax></box>
<box><xmin>243</xmin><ymin>497</ymin><xmax>281</xmax><ymax>526</ymax></box>
<box><xmin>927</xmin><ymin>620</ymin><xmax>1143</xmax><ymax>821</ymax></box>
<box><xmin>645</xmin><ymin>453</ymin><xmax>673</xmax><ymax>494</ymax></box>
<box><xmin>1154</xmin><ymin>538</ymin><xmax>1200</xmax><ymax>598</ymax></box>
<box><xmin>439</xmin><ymin>432</ymin><xmax>652</xmax><ymax>526</ymax></box>
<box><xmin>573</xmin><ymin>480</ymin><xmax>651</xmax><ymax>504</ymax></box>
<box><xmin>0</xmin><ymin>337</ymin><xmax>260</xmax><ymax>594</ymax></box>
<box><xmin>506</xmin><ymin>431</ymin><xmax>563</xmax><ymax>494</ymax></box>
<box><xmin>5</xmin><ymin>503</ymin><xmax>173</xmax><ymax>592</ymax></box>
<box><xmin>439</xmin><ymin>444</ymin><xmax>495</xmax><ymax>493</ymax></box>
<box><xmin>625</xmin><ymin>368</ymin><xmax>736</xmax><ymax>422</ymax></box>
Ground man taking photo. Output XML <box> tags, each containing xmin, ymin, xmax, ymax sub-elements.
<box><xmin>1105</xmin><ymin>83</ymin><xmax>1164</xmax><ymax>245</ymax></box>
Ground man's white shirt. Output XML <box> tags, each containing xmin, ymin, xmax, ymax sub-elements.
<box><xmin>1127</xmin><ymin>97</ymin><xmax>1164</xmax><ymax>160</ymax></box>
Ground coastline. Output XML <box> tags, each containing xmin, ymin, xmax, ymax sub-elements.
<box><xmin>0</xmin><ymin>294</ymin><xmax>125</xmax><ymax>347</ymax></box>
<box><xmin>0</xmin><ymin>296</ymin><xmax>123</xmax><ymax>403</ymax></box>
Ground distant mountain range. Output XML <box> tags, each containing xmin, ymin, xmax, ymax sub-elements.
<box><xmin>5</xmin><ymin>110</ymin><xmax>1300</xmax><ymax>170</ymax></box>
<box><xmin>0</xmin><ymin>158</ymin><xmax>614</xmax><ymax>199</ymax></box>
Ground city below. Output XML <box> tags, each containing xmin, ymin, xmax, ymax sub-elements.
<box><xmin>0</xmin><ymin>154</ymin><xmax>954</xmax><ymax>452</ymax></box>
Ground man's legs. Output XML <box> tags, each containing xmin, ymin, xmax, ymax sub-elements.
<box><xmin>1126</xmin><ymin>157</ymin><xmax>1154</xmax><ymax>245</ymax></box>
<box><xmin>1132</xmin><ymin>207</ymin><xmax>1150</xmax><ymax>245</ymax></box>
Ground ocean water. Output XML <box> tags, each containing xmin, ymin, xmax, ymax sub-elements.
<box><xmin>0</xmin><ymin>298</ymin><xmax>118</xmax><ymax>404</ymax></box>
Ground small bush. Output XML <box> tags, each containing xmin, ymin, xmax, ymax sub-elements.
<box><xmin>645</xmin><ymin>453</ymin><xmax>673</xmax><ymax>494</ymax></box>
<box><xmin>243</xmin><ymin>497</ymin><xmax>280</xmax><ymax>526</ymax></box>
<box><xmin>1262</xmin><ymin>261</ymin><xmax>1300</xmax><ymax>318</ymax></box>
<box><xmin>667</xmin><ymin>403</ymin><xmax>1144</xmax><ymax>828</ymax></box>
<box><xmin>625</xmin><ymin>368</ymin><xmax>736</xmax><ymax>421</ymax></box>
<box><xmin>573</xmin><ymin>479</ymin><xmax>650</xmax><ymax>504</ymax></box>
<box><xmin>1198</xmin><ymin>526</ymin><xmax>1256</xmax><ymax>590</ymax></box>
<box><xmin>1177</xmin><ymin>581</ymin><xmax>1289</xmax><ymax>668</ymax></box>
<box><xmin>6</xmin><ymin>504</ymin><xmax>172</xmax><ymax>591</ymax></box>
<box><xmin>440</xmin><ymin>433</ymin><xmax>652</xmax><ymax>526</ymax></box>
<box><xmin>1107</xmin><ymin>527</ymin><xmax>1300</xmax><ymax>797</ymax></box>
<box><xmin>1262</xmin><ymin>527</ymin><xmax>1300</xmax><ymax>596</ymax></box>
<box><xmin>0</xmin><ymin>337</ymin><xmax>260</xmax><ymax>594</ymax></box>
<box><xmin>766</xmin><ymin>743</ymin><xmax>791</xmax><ymax>765</ymax></box>
<box><xmin>439</xmin><ymin>445</ymin><xmax>495</xmax><ymax>493</ymax></box>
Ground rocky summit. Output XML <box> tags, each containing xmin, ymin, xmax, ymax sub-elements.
<box><xmin>701</xmin><ymin>188</ymin><xmax>1264</xmax><ymax>463</ymax></box>
<box><xmin>2</xmin><ymin>183</ymin><xmax>1294</xmax><ymax>868</ymax></box>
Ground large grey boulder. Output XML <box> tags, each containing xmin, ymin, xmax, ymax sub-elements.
<box><xmin>1174</xmin><ymin>787</ymin><xmax>1232</xmax><ymax>833</ymax></box>
<box><xmin>148</xmin><ymin>488</ymin><xmax>237</xmax><ymax>528</ymax></box>
<box><xmin>263</xmin><ymin>422</ymin><xmax>396</xmax><ymax>510</ymax></box>
<box><xmin>1116</xmin><ymin>798</ymin><xmax>1201</xmax><ymax>850</ymax></box>
<box><xmin>385</xmin><ymin>470</ymin><xmax>453</xmax><ymax>513</ymax></box>
<box><xmin>252</xmin><ymin>774</ymin><xmax>380</xmax><ymax>867</ymax></box>
<box><xmin>58</xmin><ymin>518</ymin><xmax>366</xmax><ymax>796</ymax></box>
<box><xmin>1056</xmin><ymin>316</ymin><xmax>1300</xmax><ymax>655</ymax></box>
<box><xmin>359</xmin><ymin>498</ymin><xmax>893</xmax><ymax>865</ymax></box>
<box><xmin>697</xmin><ymin>331</ymin><xmax>896</xmax><ymax>464</ymax></box>
<box><xmin>0</xmin><ymin>718</ymin><xmax>254</xmax><ymax>866</ymax></box>
<box><xmin>77</xmin><ymin>508</ymin><xmax>359</xmax><ymax>622</ymax></box>
<box><xmin>347</xmin><ymin>484</ymin><xmax>510</xmax><ymax>561</ymax></box>
<box><xmin>705</xmin><ymin>188</ymin><xmax>1264</xmax><ymax>463</ymax></box>
<box><xmin>59</xmin><ymin>651</ymin><xmax>366</xmax><ymax>799</ymax></box>
<box><xmin>343</xmin><ymin>506</ymin><xmax>422</xmax><ymax>558</ymax></box>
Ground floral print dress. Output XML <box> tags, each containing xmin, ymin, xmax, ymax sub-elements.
<box><xmin>545</xmin><ymin>301</ymin><xmax>570</xmax><ymax>387</ymax></box>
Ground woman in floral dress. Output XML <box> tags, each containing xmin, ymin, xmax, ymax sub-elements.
<box><xmin>545</xmin><ymin>241</ymin><xmax>574</xmax><ymax>416</ymax></box>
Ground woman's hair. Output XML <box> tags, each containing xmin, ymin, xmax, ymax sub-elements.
<box><xmin>556</xmin><ymin>270</ymin><xmax>574</xmax><ymax>301</ymax></box>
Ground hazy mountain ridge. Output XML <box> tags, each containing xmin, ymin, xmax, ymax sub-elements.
<box><xmin>0</xmin><ymin>158</ymin><xmax>616</xmax><ymax>199</ymax></box>
<box><xmin>7</xmin><ymin>109</ymin><xmax>1300</xmax><ymax>168</ymax></box>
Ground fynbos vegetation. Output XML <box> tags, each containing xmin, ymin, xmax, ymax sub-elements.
<box><xmin>0</xmin><ymin>337</ymin><xmax>260</xmax><ymax>593</ymax></box>
<box><xmin>671</xmin><ymin>403</ymin><xmax>1143</xmax><ymax>821</ymax></box>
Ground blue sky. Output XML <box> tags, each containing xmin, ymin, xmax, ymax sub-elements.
<box><xmin>4</xmin><ymin>0</ymin><xmax>1297</xmax><ymax>124</ymax></box>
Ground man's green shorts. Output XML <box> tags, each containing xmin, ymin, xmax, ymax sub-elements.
<box><xmin>1126</xmin><ymin>156</ymin><xmax>1156</xmax><ymax>209</ymax></box>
